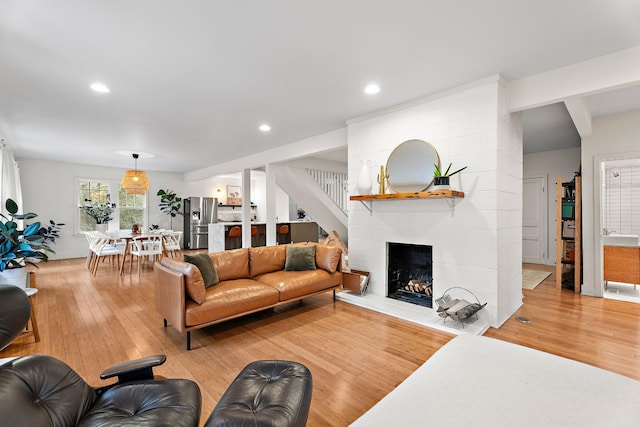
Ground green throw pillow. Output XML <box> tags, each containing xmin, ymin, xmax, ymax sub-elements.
<box><xmin>285</xmin><ymin>245</ymin><xmax>317</xmax><ymax>271</ymax></box>
<box><xmin>184</xmin><ymin>253</ymin><xmax>219</xmax><ymax>288</ymax></box>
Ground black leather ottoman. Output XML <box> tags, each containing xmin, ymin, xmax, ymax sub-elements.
<box><xmin>205</xmin><ymin>360</ymin><xmax>313</xmax><ymax>427</ymax></box>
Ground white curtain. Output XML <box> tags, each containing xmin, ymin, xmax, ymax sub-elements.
<box><xmin>0</xmin><ymin>140</ymin><xmax>23</xmax><ymax>218</ymax></box>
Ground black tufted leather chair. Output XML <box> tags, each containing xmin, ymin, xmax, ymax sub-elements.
<box><xmin>0</xmin><ymin>284</ymin><xmax>31</xmax><ymax>351</ymax></box>
<box><xmin>0</xmin><ymin>285</ymin><xmax>202</xmax><ymax>426</ymax></box>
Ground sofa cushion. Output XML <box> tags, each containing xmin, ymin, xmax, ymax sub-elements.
<box><xmin>161</xmin><ymin>257</ymin><xmax>206</xmax><ymax>304</ymax></box>
<box><xmin>284</xmin><ymin>245</ymin><xmax>317</xmax><ymax>271</ymax></box>
<box><xmin>255</xmin><ymin>269</ymin><xmax>341</xmax><ymax>301</ymax></box>
<box><xmin>315</xmin><ymin>244</ymin><xmax>342</xmax><ymax>273</ymax></box>
<box><xmin>249</xmin><ymin>246</ymin><xmax>286</xmax><ymax>278</ymax></box>
<box><xmin>185</xmin><ymin>279</ymin><xmax>280</xmax><ymax>326</ymax></box>
<box><xmin>184</xmin><ymin>253</ymin><xmax>219</xmax><ymax>288</ymax></box>
<box><xmin>211</xmin><ymin>248</ymin><xmax>249</xmax><ymax>281</ymax></box>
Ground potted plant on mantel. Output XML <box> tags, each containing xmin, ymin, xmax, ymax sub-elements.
<box><xmin>433</xmin><ymin>163</ymin><xmax>467</xmax><ymax>190</ymax></box>
<box><xmin>80</xmin><ymin>196</ymin><xmax>115</xmax><ymax>232</ymax></box>
<box><xmin>0</xmin><ymin>198</ymin><xmax>64</xmax><ymax>287</ymax></box>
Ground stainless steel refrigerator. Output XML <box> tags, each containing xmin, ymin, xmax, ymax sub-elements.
<box><xmin>183</xmin><ymin>197</ymin><xmax>217</xmax><ymax>249</ymax></box>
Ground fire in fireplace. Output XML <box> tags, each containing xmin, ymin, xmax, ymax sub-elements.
<box><xmin>387</xmin><ymin>242</ymin><xmax>433</xmax><ymax>308</ymax></box>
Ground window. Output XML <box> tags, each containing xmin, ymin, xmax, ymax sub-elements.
<box><xmin>76</xmin><ymin>178</ymin><xmax>148</xmax><ymax>233</ymax></box>
<box><xmin>118</xmin><ymin>185</ymin><xmax>146</xmax><ymax>230</ymax></box>
<box><xmin>78</xmin><ymin>180</ymin><xmax>111</xmax><ymax>232</ymax></box>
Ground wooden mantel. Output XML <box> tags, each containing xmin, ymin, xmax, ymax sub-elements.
<box><xmin>350</xmin><ymin>190</ymin><xmax>465</xmax><ymax>215</ymax></box>
<box><xmin>350</xmin><ymin>190</ymin><xmax>464</xmax><ymax>201</ymax></box>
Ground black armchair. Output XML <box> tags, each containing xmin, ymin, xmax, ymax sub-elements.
<box><xmin>0</xmin><ymin>284</ymin><xmax>31</xmax><ymax>351</ymax></box>
<box><xmin>0</xmin><ymin>285</ymin><xmax>202</xmax><ymax>426</ymax></box>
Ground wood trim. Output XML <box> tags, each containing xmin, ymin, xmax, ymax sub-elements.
<box><xmin>350</xmin><ymin>190</ymin><xmax>464</xmax><ymax>201</ymax></box>
<box><xmin>574</xmin><ymin>176</ymin><xmax>581</xmax><ymax>293</ymax></box>
<box><xmin>555</xmin><ymin>178</ymin><xmax>563</xmax><ymax>290</ymax></box>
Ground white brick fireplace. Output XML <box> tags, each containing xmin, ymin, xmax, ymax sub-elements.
<box><xmin>345</xmin><ymin>76</ymin><xmax>523</xmax><ymax>329</ymax></box>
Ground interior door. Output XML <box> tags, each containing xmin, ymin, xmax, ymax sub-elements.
<box><xmin>523</xmin><ymin>176</ymin><xmax>547</xmax><ymax>264</ymax></box>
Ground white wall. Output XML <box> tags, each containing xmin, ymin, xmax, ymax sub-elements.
<box><xmin>17</xmin><ymin>158</ymin><xmax>185</xmax><ymax>260</ymax></box>
<box><xmin>187</xmin><ymin>171</ymin><xmax>290</xmax><ymax>222</ymax></box>
<box><xmin>496</xmin><ymin>84</ymin><xmax>524</xmax><ymax>324</ymax></box>
<box><xmin>16</xmin><ymin>158</ymin><xmax>294</xmax><ymax>260</ymax></box>
<box><xmin>523</xmin><ymin>147</ymin><xmax>581</xmax><ymax>264</ymax></box>
<box><xmin>581</xmin><ymin>110</ymin><xmax>640</xmax><ymax>296</ymax></box>
<box><xmin>602</xmin><ymin>159</ymin><xmax>640</xmax><ymax>235</ymax></box>
<box><xmin>347</xmin><ymin>77</ymin><xmax>523</xmax><ymax>328</ymax></box>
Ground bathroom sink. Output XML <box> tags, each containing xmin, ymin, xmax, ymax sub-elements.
<box><xmin>603</xmin><ymin>234</ymin><xmax>640</xmax><ymax>246</ymax></box>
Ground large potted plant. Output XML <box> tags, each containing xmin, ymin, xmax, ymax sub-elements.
<box><xmin>80</xmin><ymin>196</ymin><xmax>114</xmax><ymax>232</ymax></box>
<box><xmin>0</xmin><ymin>198</ymin><xmax>64</xmax><ymax>287</ymax></box>
<box><xmin>157</xmin><ymin>189</ymin><xmax>183</xmax><ymax>230</ymax></box>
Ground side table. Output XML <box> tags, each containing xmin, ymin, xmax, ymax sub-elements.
<box><xmin>23</xmin><ymin>287</ymin><xmax>40</xmax><ymax>342</ymax></box>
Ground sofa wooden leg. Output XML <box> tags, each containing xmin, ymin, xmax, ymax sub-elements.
<box><xmin>163</xmin><ymin>318</ymin><xmax>167</xmax><ymax>327</ymax></box>
<box><xmin>333</xmin><ymin>289</ymin><xmax>336</xmax><ymax>301</ymax></box>
<box><xmin>186</xmin><ymin>332</ymin><xmax>191</xmax><ymax>350</ymax></box>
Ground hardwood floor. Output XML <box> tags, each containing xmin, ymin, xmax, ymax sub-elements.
<box><xmin>487</xmin><ymin>263</ymin><xmax>640</xmax><ymax>380</ymax></box>
<box><xmin>4</xmin><ymin>259</ymin><xmax>640</xmax><ymax>426</ymax></box>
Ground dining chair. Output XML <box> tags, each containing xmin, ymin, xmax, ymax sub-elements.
<box><xmin>90</xmin><ymin>235</ymin><xmax>126</xmax><ymax>276</ymax></box>
<box><xmin>162</xmin><ymin>231</ymin><xmax>183</xmax><ymax>258</ymax></box>
<box><xmin>129</xmin><ymin>236</ymin><xmax>163</xmax><ymax>276</ymax></box>
<box><xmin>84</xmin><ymin>232</ymin><xmax>97</xmax><ymax>269</ymax></box>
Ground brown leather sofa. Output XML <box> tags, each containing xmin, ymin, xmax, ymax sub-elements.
<box><xmin>154</xmin><ymin>244</ymin><xmax>342</xmax><ymax>349</ymax></box>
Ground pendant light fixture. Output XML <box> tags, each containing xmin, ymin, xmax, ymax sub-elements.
<box><xmin>122</xmin><ymin>153</ymin><xmax>149</xmax><ymax>195</ymax></box>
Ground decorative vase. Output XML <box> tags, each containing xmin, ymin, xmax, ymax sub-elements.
<box><xmin>0</xmin><ymin>268</ymin><xmax>28</xmax><ymax>289</ymax></box>
<box><xmin>357</xmin><ymin>160</ymin><xmax>372</xmax><ymax>195</ymax></box>
<box><xmin>433</xmin><ymin>176</ymin><xmax>450</xmax><ymax>191</ymax></box>
<box><xmin>95</xmin><ymin>223</ymin><xmax>108</xmax><ymax>233</ymax></box>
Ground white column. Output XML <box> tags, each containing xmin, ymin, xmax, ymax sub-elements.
<box><xmin>241</xmin><ymin>168</ymin><xmax>252</xmax><ymax>248</ymax></box>
<box><xmin>265</xmin><ymin>164</ymin><xmax>277</xmax><ymax>246</ymax></box>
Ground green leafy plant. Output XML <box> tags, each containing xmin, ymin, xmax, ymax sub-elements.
<box><xmin>434</xmin><ymin>163</ymin><xmax>467</xmax><ymax>177</ymax></box>
<box><xmin>80</xmin><ymin>195</ymin><xmax>114</xmax><ymax>224</ymax></box>
<box><xmin>0</xmin><ymin>198</ymin><xmax>65</xmax><ymax>271</ymax></box>
<box><xmin>157</xmin><ymin>189</ymin><xmax>183</xmax><ymax>229</ymax></box>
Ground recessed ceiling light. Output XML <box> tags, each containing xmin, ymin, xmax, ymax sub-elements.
<box><xmin>259</xmin><ymin>124</ymin><xmax>271</xmax><ymax>132</ymax></box>
<box><xmin>364</xmin><ymin>84</ymin><xmax>380</xmax><ymax>95</ymax></box>
<box><xmin>90</xmin><ymin>82</ymin><xmax>110</xmax><ymax>93</ymax></box>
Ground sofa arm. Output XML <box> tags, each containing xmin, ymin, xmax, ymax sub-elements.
<box><xmin>154</xmin><ymin>261</ymin><xmax>188</xmax><ymax>333</ymax></box>
<box><xmin>100</xmin><ymin>354</ymin><xmax>167</xmax><ymax>383</ymax></box>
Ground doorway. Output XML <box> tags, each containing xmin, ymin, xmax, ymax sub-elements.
<box><xmin>523</xmin><ymin>176</ymin><xmax>547</xmax><ymax>264</ymax></box>
<box><xmin>599</xmin><ymin>157</ymin><xmax>640</xmax><ymax>303</ymax></box>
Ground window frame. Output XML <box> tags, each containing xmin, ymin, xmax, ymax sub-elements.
<box><xmin>75</xmin><ymin>177</ymin><xmax>148</xmax><ymax>234</ymax></box>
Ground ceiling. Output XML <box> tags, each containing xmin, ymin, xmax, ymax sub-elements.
<box><xmin>1</xmin><ymin>1</ymin><xmax>640</xmax><ymax>174</ymax></box>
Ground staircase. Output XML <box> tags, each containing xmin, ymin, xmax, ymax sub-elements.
<box><xmin>306</xmin><ymin>169</ymin><xmax>348</xmax><ymax>214</ymax></box>
<box><xmin>274</xmin><ymin>166</ymin><xmax>348</xmax><ymax>243</ymax></box>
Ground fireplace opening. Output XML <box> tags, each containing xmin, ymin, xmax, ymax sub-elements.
<box><xmin>387</xmin><ymin>242</ymin><xmax>433</xmax><ymax>308</ymax></box>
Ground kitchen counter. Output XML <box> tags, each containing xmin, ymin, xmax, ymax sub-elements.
<box><xmin>212</xmin><ymin>220</ymin><xmax>315</xmax><ymax>225</ymax></box>
<box><xmin>602</xmin><ymin>234</ymin><xmax>640</xmax><ymax>247</ymax></box>
<box><xmin>208</xmin><ymin>221</ymin><xmax>319</xmax><ymax>252</ymax></box>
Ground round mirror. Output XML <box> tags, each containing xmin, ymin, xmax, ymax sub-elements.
<box><xmin>386</xmin><ymin>139</ymin><xmax>440</xmax><ymax>193</ymax></box>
